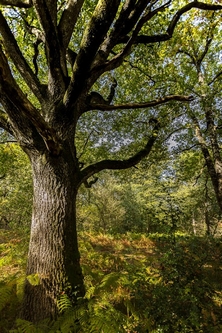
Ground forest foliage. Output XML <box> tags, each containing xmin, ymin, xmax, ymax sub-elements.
<box><xmin>0</xmin><ymin>230</ymin><xmax>221</xmax><ymax>333</ymax></box>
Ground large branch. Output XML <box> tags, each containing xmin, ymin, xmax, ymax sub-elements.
<box><xmin>0</xmin><ymin>46</ymin><xmax>61</xmax><ymax>155</ymax></box>
<box><xmin>90</xmin><ymin>1</ymin><xmax>220</xmax><ymax>77</ymax></box>
<box><xmin>97</xmin><ymin>0</ymin><xmax>153</xmax><ymax>60</ymax></box>
<box><xmin>86</xmin><ymin>94</ymin><xmax>194</xmax><ymax>112</ymax></box>
<box><xmin>64</xmin><ymin>0</ymin><xmax>121</xmax><ymax>108</ymax></box>
<box><xmin>97</xmin><ymin>0</ymin><xmax>171</xmax><ymax>66</ymax></box>
<box><xmin>0</xmin><ymin>0</ymin><xmax>32</xmax><ymax>7</ymax></box>
<box><xmin>58</xmin><ymin>0</ymin><xmax>84</xmax><ymax>51</ymax></box>
<box><xmin>79</xmin><ymin>120</ymin><xmax>160</xmax><ymax>185</ymax></box>
<box><xmin>0</xmin><ymin>11</ymin><xmax>44</xmax><ymax>103</ymax></box>
<box><xmin>32</xmin><ymin>0</ymin><xmax>67</xmax><ymax>100</ymax></box>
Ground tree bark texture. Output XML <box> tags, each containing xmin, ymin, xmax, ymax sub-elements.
<box><xmin>21</xmin><ymin>149</ymin><xmax>84</xmax><ymax>322</ymax></box>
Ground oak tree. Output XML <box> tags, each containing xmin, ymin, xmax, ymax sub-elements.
<box><xmin>0</xmin><ymin>0</ymin><xmax>221</xmax><ymax>323</ymax></box>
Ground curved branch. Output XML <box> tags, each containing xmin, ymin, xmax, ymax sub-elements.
<box><xmin>79</xmin><ymin>121</ymin><xmax>160</xmax><ymax>186</ymax></box>
<box><xmin>119</xmin><ymin>1</ymin><xmax>222</xmax><ymax>46</ymax></box>
<box><xmin>90</xmin><ymin>1</ymin><xmax>222</xmax><ymax>76</ymax></box>
<box><xmin>0</xmin><ymin>11</ymin><xmax>44</xmax><ymax>103</ymax></box>
<box><xmin>167</xmin><ymin>2</ymin><xmax>222</xmax><ymax>36</ymax></box>
<box><xmin>86</xmin><ymin>94</ymin><xmax>194</xmax><ymax>112</ymax></box>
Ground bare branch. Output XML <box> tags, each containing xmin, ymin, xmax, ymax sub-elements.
<box><xmin>79</xmin><ymin>120</ymin><xmax>160</xmax><ymax>185</ymax></box>
<box><xmin>177</xmin><ymin>35</ymin><xmax>212</xmax><ymax>80</ymax></box>
<box><xmin>86</xmin><ymin>94</ymin><xmax>194</xmax><ymax>112</ymax></box>
<box><xmin>197</xmin><ymin>37</ymin><xmax>212</xmax><ymax>68</ymax></box>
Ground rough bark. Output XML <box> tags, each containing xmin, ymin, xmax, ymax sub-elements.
<box><xmin>21</xmin><ymin>147</ymin><xmax>84</xmax><ymax>322</ymax></box>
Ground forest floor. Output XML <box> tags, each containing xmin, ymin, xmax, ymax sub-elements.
<box><xmin>0</xmin><ymin>229</ymin><xmax>222</xmax><ymax>332</ymax></box>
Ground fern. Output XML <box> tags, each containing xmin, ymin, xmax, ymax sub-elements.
<box><xmin>0</xmin><ymin>283</ymin><xmax>14</xmax><ymax>312</ymax></box>
<box><xmin>49</xmin><ymin>298</ymin><xmax>88</xmax><ymax>332</ymax></box>
<box><xmin>10</xmin><ymin>319</ymin><xmax>41</xmax><ymax>333</ymax></box>
<box><xmin>85</xmin><ymin>285</ymin><xmax>96</xmax><ymax>300</ymax></box>
<box><xmin>89</xmin><ymin>306</ymin><xmax>126</xmax><ymax>333</ymax></box>
<box><xmin>98</xmin><ymin>271</ymin><xmax>122</xmax><ymax>290</ymax></box>
<box><xmin>57</xmin><ymin>293</ymin><xmax>73</xmax><ymax>312</ymax></box>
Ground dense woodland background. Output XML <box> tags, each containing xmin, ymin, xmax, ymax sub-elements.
<box><xmin>1</xmin><ymin>130</ymin><xmax>222</xmax><ymax>237</ymax></box>
<box><xmin>1</xmin><ymin>142</ymin><xmax>222</xmax><ymax>236</ymax></box>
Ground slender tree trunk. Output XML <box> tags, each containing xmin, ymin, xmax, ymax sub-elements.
<box><xmin>213</xmin><ymin>159</ymin><xmax>222</xmax><ymax>212</ymax></box>
<box><xmin>192</xmin><ymin>213</ymin><xmax>197</xmax><ymax>236</ymax></box>
<box><xmin>192</xmin><ymin>114</ymin><xmax>222</xmax><ymax>214</ymax></box>
<box><xmin>21</xmin><ymin>149</ymin><xmax>85</xmax><ymax>322</ymax></box>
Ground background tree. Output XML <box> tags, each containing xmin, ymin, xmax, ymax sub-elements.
<box><xmin>77</xmin><ymin>172</ymin><xmax>125</xmax><ymax>233</ymax></box>
<box><xmin>159</xmin><ymin>9</ymin><xmax>222</xmax><ymax>215</ymax></box>
<box><xmin>0</xmin><ymin>0</ymin><xmax>222</xmax><ymax>323</ymax></box>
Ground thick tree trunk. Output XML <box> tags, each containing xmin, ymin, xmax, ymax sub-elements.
<box><xmin>21</xmin><ymin>149</ymin><xmax>85</xmax><ymax>322</ymax></box>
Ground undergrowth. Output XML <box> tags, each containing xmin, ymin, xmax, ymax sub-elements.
<box><xmin>0</xmin><ymin>230</ymin><xmax>221</xmax><ymax>332</ymax></box>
